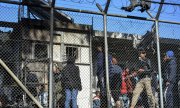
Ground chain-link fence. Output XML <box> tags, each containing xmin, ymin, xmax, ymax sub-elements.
<box><xmin>0</xmin><ymin>1</ymin><xmax>180</xmax><ymax>108</ymax></box>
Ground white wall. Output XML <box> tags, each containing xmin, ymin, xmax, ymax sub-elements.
<box><xmin>53</xmin><ymin>45</ymin><xmax>61</xmax><ymax>61</ymax></box>
<box><xmin>62</xmin><ymin>32</ymin><xmax>91</xmax><ymax>108</ymax></box>
<box><xmin>79</xmin><ymin>47</ymin><xmax>90</xmax><ymax>63</ymax></box>
<box><xmin>77</xmin><ymin>65</ymin><xmax>91</xmax><ymax>108</ymax></box>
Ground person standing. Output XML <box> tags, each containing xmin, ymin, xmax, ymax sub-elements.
<box><xmin>163</xmin><ymin>50</ymin><xmax>177</xmax><ymax>108</ymax></box>
<box><xmin>96</xmin><ymin>45</ymin><xmax>113</xmax><ymax>108</ymax></box>
<box><xmin>130</xmin><ymin>47</ymin><xmax>155</xmax><ymax>108</ymax></box>
<box><xmin>62</xmin><ymin>56</ymin><xmax>82</xmax><ymax>108</ymax></box>
<box><xmin>109</xmin><ymin>56</ymin><xmax>122</xmax><ymax>108</ymax></box>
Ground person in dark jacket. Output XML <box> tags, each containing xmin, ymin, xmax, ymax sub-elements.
<box><xmin>163</xmin><ymin>50</ymin><xmax>177</xmax><ymax>108</ymax></box>
<box><xmin>130</xmin><ymin>47</ymin><xmax>155</xmax><ymax>108</ymax></box>
<box><xmin>96</xmin><ymin>45</ymin><xmax>113</xmax><ymax>108</ymax></box>
<box><xmin>62</xmin><ymin>56</ymin><xmax>82</xmax><ymax>108</ymax></box>
<box><xmin>109</xmin><ymin>56</ymin><xmax>122</xmax><ymax>108</ymax></box>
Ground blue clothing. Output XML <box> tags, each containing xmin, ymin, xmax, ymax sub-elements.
<box><xmin>164</xmin><ymin>57</ymin><xmax>177</xmax><ymax>108</ymax></box>
<box><xmin>96</xmin><ymin>52</ymin><xmax>113</xmax><ymax>89</ymax></box>
<box><xmin>166</xmin><ymin>50</ymin><xmax>174</xmax><ymax>58</ymax></box>
<box><xmin>120</xmin><ymin>94</ymin><xmax>130</xmax><ymax>108</ymax></box>
<box><xmin>93</xmin><ymin>97</ymin><xmax>100</xmax><ymax>108</ymax></box>
<box><xmin>109</xmin><ymin>64</ymin><xmax>122</xmax><ymax>89</ymax></box>
<box><xmin>166</xmin><ymin>83</ymin><xmax>174</xmax><ymax>108</ymax></box>
<box><xmin>165</xmin><ymin>57</ymin><xmax>177</xmax><ymax>83</ymax></box>
<box><xmin>65</xmin><ymin>88</ymin><xmax>78</xmax><ymax>108</ymax></box>
<box><xmin>96</xmin><ymin>52</ymin><xmax>113</xmax><ymax>108</ymax></box>
<box><xmin>97</xmin><ymin>52</ymin><xmax>104</xmax><ymax>67</ymax></box>
<box><xmin>109</xmin><ymin>64</ymin><xmax>123</xmax><ymax>77</ymax></box>
<box><xmin>96</xmin><ymin>52</ymin><xmax>104</xmax><ymax>81</ymax></box>
<box><xmin>97</xmin><ymin>52</ymin><xmax>113</xmax><ymax>78</ymax></box>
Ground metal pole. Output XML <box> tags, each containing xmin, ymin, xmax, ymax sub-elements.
<box><xmin>0</xmin><ymin>59</ymin><xmax>43</xmax><ymax>108</ymax></box>
<box><xmin>49</xmin><ymin>1</ymin><xmax>54</xmax><ymax>108</ymax></box>
<box><xmin>96</xmin><ymin>0</ymin><xmax>111</xmax><ymax>107</ymax></box>
<box><xmin>17</xmin><ymin>0</ymin><xmax>21</xmax><ymax>22</ymax></box>
<box><xmin>155</xmin><ymin>20</ymin><xmax>164</xmax><ymax>108</ymax></box>
<box><xmin>89</xmin><ymin>22</ymin><xmax>93</xmax><ymax>108</ymax></box>
<box><xmin>103</xmin><ymin>13</ymin><xmax>111</xmax><ymax>108</ymax></box>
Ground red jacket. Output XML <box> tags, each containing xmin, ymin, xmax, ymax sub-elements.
<box><xmin>121</xmin><ymin>70</ymin><xmax>128</xmax><ymax>94</ymax></box>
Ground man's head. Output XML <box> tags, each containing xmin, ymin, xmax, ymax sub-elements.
<box><xmin>95</xmin><ymin>90</ymin><xmax>100</xmax><ymax>96</ymax></box>
<box><xmin>164</xmin><ymin>50</ymin><xmax>174</xmax><ymax>61</ymax></box>
<box><xmin>166</xmin><ymin>50</ymin><xmax>174</xmax><ymax>58</ymax></box>
<box><xmin>138</xmin><ymin>47</ymin><xmax>146</xmax><ymax>59</ymax></box>
<box><xmin>112</xmin><ymin>53</ymin><xmax>118</xmax><ymax>65</ymax></box>
<box><xmin>112</xmin><ymin>57</ymin><xmax>118</xmax><ymax>65</ymax></box>
<box><xmin>67</xmin><ymin>56</ymin><xmax>75</xmax><ymax>64</ymax></box>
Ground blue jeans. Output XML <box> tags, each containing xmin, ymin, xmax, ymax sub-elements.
<box><xmin>93</xmin><ymin>98</ymin><xmax>100</xmax><ymax>108</ymax></box>
<box><xmin>65</xmin><ymin>89</ymin><xmax>78</xmax><ymax>108</ymax></box>
<box><xmin>120</xmin><ymin>94</ymin><xmax>130</xmax><ymax>108</ymax></box>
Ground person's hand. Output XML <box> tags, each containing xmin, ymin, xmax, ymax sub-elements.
<box><xmin>166</xmin><ymin>82</ymin><xmax>170</xmax><ymax>86</ymax></box>
<box><xmin>138</xmin><ymin>69</ymin><xmax>144</xmax><ymax>73</ymax></box>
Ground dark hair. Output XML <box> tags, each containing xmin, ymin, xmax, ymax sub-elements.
<box><xmin>67</xmin><ymin>56</ymin><xmax>75</xmax><ymax>64</ymax></box>
<box><xmin>111</xmin><ymin>53</ymin><xmax>117</xmax><ymax>58</ymax></box>
<box><xmin>138</xmin><ymin>47</ymin><xmax>145</xmax><ymax>52</ymax></box>
<box><xmin>138</xmin><ymin>47</ymin><xmax>146</xmax><ymax>55</ymax></box>
<box><xmin>95</xmin><ymin>91</ymin><xmax>100</xmax><ymax>95</ymax></box>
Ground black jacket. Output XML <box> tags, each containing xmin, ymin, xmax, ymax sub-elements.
<box><xmin>62</xmin><ymin>60</ymin><xmax>82</xmax><ymax>91</ymax></box>
<box><xmin>164</xmin><ymin>57</ymin><xmax>177</xmax><ymax>83</ymax></box>
<box><xmin>136</xmin><ymin>58</ymin><xmax>152</xmax><ymax>79</ymax></box>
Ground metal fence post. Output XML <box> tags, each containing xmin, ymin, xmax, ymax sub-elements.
<box><xmin>90</xmin><ymin>20</ymin><xmax>93</xmax><ymax>108</ymax></box>
<box><xmin>103</xmin><ymin>13</ymin><xmax>111</xmax><ymax>108</ymax></box>
<box><xmin>49</xmin><ymin>0</ymin><xmax>54</xmax><ymax>108</ymax></box>
<box><xmin>96</xmin><ymin>1</ymin><xmax>111</xmax><ymax>107</ymax></box>
<box><xmin>155</xmin><ymin>20</ymin><xmax>164</xmax><ymax>108</ymax></box>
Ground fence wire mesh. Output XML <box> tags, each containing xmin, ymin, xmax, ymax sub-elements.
<box><xmin>158</xmin><ymin>22</ymin><xmax>180</xmax><ymax>108</ymax></box>
<box><xmin>0</xmin><ymin>2</ymin><xmax>180</xmax><ymax>108</ymax></box>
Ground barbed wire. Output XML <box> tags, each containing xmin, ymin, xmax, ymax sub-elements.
<box><xmin>0</xmin><ymin>0</ymin><xmax>180</xmax><ymax>21</ymax></box>
<box><xmin>57</xmin><ymin>0</ymin><xmax>180</xmax><ymax>14</ymax></box>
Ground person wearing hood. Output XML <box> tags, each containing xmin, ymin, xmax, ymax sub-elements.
<box><xmin>163</xmin><ymin>50</ymin><xmax>177</xmax><ymax>108</ymax></box>
<box><xmin>62</xmin><ymin>56</ymin><xmax>82</xmax><ymax>108</ymax></box>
